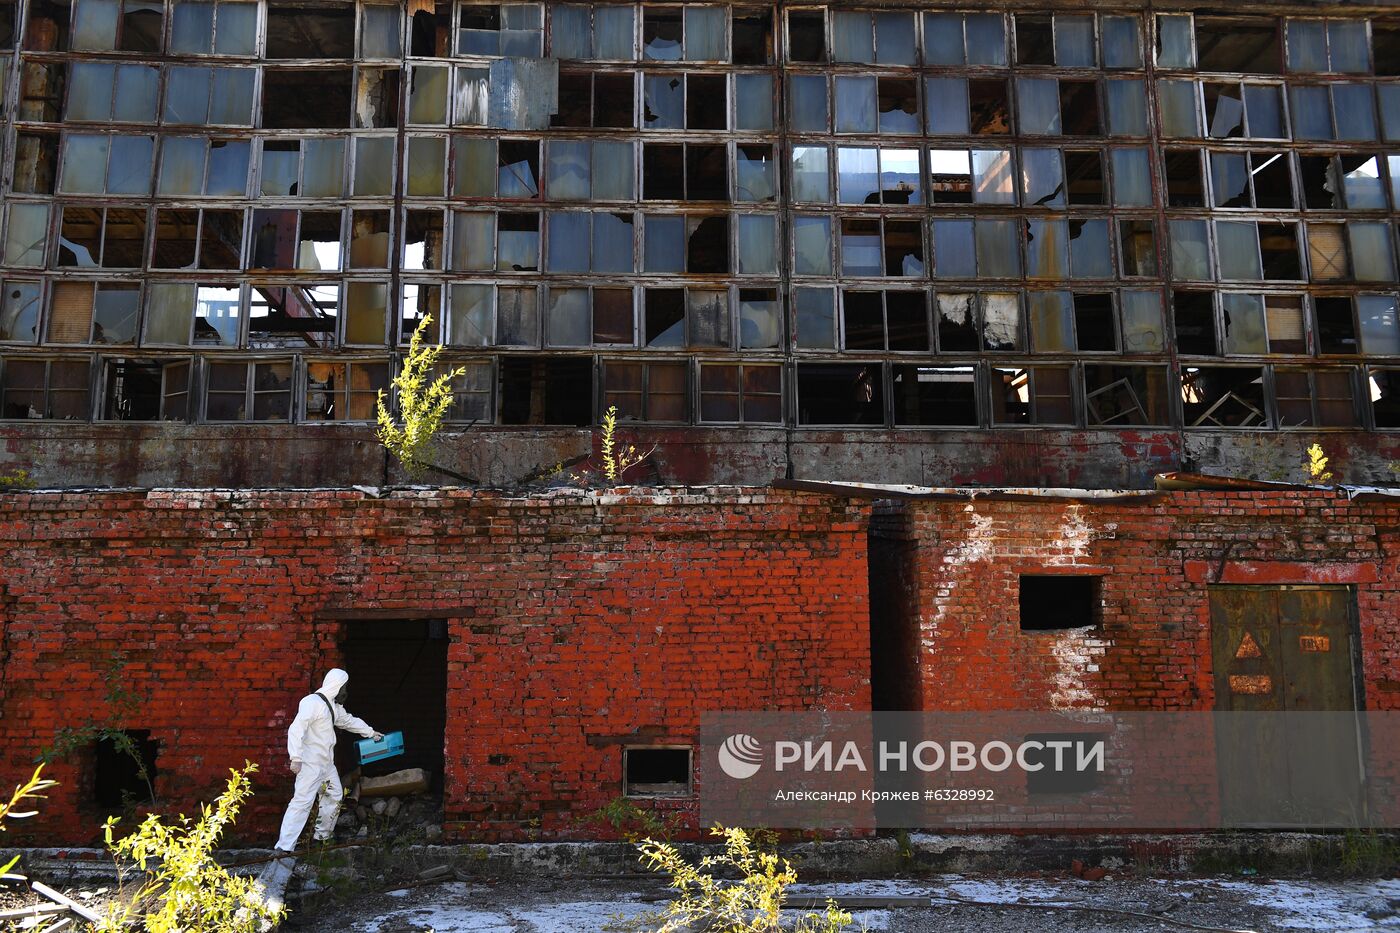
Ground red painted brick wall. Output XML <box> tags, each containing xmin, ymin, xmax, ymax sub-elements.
<box><xmin>0</xmin><ymin>488</ymin><xmax>871</xmax><ymax>845</ymax></box>
<box><xmin>871</xmin><ymin>491</ymin><xmax>1399</xmax><ymax>713</ymax></box>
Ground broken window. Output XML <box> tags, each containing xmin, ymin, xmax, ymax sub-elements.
<box><xmin>934</xmin><ymin>293</ymin><xmax>977</xmax><ymax>351</ymax></box>
<box><xmin>2</xmin><ymin>203</ymin><xmax>49</xmax><ymax>268</ymax></box>
<box><xmin>1181</xmin><ymin>366</ymin><xmax>1267</xmax><ymax>427</ymax></box>
<box><xmin>602</xmin><ymin>359</ymin><xmax>686</xmax><ymax>422</ymax></box>
<box><xmin>44</xmin><ymin>282</ymin><xmax>138</xmax><ymax>345</ymax></box>
<box><xmin>1084</xmin><ymin>365</ymin><xmax>1170</xmax><ymax>426</ymax></box>
<box><xmin>0</xmin><ymin>356</ymin><xmax>89</xmax><ymax>419</ymax></box>
<box><xmin>1014</xmin><ymin>14</ymin><xmax>1053</xmax><ymax>66</ymax></box>
<box><xmin>248</xmin><ymin>283</ymin><xmax>340</xmax><ymax>349</ymax></box>
<box><xmin>0</xmin><ymin>282</ymin><xmax>42</xmax><ymax>345</ymax></box>
<box><xmin>144</xmin><ymin>283</ymin><xmax>241</xmax><ymax>346</ymax></box>
<box><xmin>170</xmin><ymin>0</ymin><xmax>257</xmax><ymax>55</ymax></box>
<box><xmin>835</xmin><ymin>147</ymin><xmax>920</xmax><ymax>205</ymax></box>
<box><xmin>458</xmin><ymin>3</ymin><xmax>541</xmax><ymax>56</ymax></box>
<box><xmin>1074</xmin><ymin>292</ymin><xmax>1116</xmax><ymax>350</ymax></box>
<box><xmin>1263</xmin><ymin>296</ymin><xmax>1306</xmax><ymax>354</ymax></box>
<box><xmin>1173</xmin><ymin>289</ymin><xmax>1217</xmax><ymax>355</ymax></box>
<box><xmin>924</xmin><ymin>12</ymin><xmax>1006</xmax><ymax>66</ymax></box>
<box><xmin>991</xmin><ymin>367</ymin><xmax>1074</xmax><ymax>425</ymax></box>
<box><xmin>266</xmin><ymin>2</ymin><xmax>352</xmax><ymax>57</ymax></box>
<box><xmin>892</xmin><ymin>365</ymin><xmax>978</xmax><ymax>426</ymax></box>
<box><xmin>623</xmin><ymin>748</ymin><xmax>691</xmax><ymax>798</ymax></box>
<box><xmin>14</xmin><ymin>133</ymin><xmax>59</xmax><ymax>194</ymax></box>
<box><xmin>65</xmin><ymin>0</ymin><xmax>162</xmax><ymax>52</ymax></box>
<box><xmin>205</xmin><ymin>360</ymin><xmax>292</xmax><ymax>421</ymax></box>
<box><xmin>1369</xmin><ymin>368</ymin><xmax>1399</xmax><ymax>428</ymax></box>
<box><xmin>1118</xmin><ymin>220</ymin><xmax>1157</xmax><ymax>278</ymax></box>
<box><xmin>158</xmin><ymin>138</ymin><xmax>251</xmax><ymax>198</ymax></box>
<box><xmin>1059</xmin><ymin>81</ymin><xmax>1101</xmax><ymax>136</ymax></box>
<box><xmin>642</xmin><ymin>143</ymin><xmax>726</xmax><ymax>201</ymax></box>
<box><xmin>101</xmin><ymin>357</ymin><xmax>188</xmax><ymax>420</ymax></box>
<box><xmin>839</xmin><ymin>219</ymin><xmax>921</xmax><ymax>278</ymax></box>
<box><xmin>797</xmin><ymin>362</ymin><xmax>883</xmax><ymax>426</ymax></box>
<box><xmin>1195</xmin><ymin>17</ymin><xmax>1280</xmax><ymax>73</ymax></box>
<box><xmin>152</xmin><ymin>208</ymin><xmax>243</xmax><ymax>270</ymax></box>
<box><xmin>967</xmin><ymin>79</ymin><xmax>1011</xmax><ymax>135</ymax></box>
<box><xmin>399</xmin><ymin>281</ymin><xmax>441</xmax><ymax>342</ymax></box>
<box><xmin>980</xmin><ymin>292</ymin><xmax>1022</xmax><ymax>350</ymax></box>
<box><xmin>262</xmin><ymin>69</ymin><xmax>352</xmax><ymax>129</ymax></box>
<box><xmin>258</xmin><ymin>138</ymin><xmax>344</xmax><ymax>198</ymax></box>
<box><xmin>1315</xmin><ymin>295</ymin><xmax>1359</xmax><ymax>354</ymax></box>
<box><xmin>56</xmin><ymin>207</ymin><xmax>145</xmax><ymax>269</ymax></box>
<box><xmin>303</xmin><ymin>360</ymin><xmax>388</xmax><ymax>421</ymax></box>
<box><xmin>929</xmin><ymin>149</ymin><xmax>1012</xmax><ymax>205</ymax></box>
<box><xmin>250</xmin><ymin>209</ymin><xmax>341</xmax><ymax>272</ymax></box>
<box><xmin>699</xmin><ymin>363</ymin><xmax>782</xmax><ymax>423</ymax></box>
<box><xmin>841</xmin><ymin>290</ymin><xmax>928</xmax><ymax>352</ymax></box>
<box><xmin>786</xmin><ymin>8</ymin><xmax>824</xmax><ymax>62</ymax></box>
<box><xmin>1020</xmin><ymin>576</ymin><xmax>1099</xmax><ymax>630</ymax></box>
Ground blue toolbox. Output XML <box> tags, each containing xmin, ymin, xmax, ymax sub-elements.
<box><xmin>357</xmin><ymin>731</ymin><xmax>405</xmax><ymax>765</ymax></box>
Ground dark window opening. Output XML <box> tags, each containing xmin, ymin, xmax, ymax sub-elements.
<box><xmin>1196</xmin><ymin>18</ymin><xmax>1280</xmax><ymax>74</ymax></box>
<box><xmin>1173</xmin><ymin>290</ymin><xmax>1217</xmax><ymax>355</ymax></box>
<box><xmin>1058</xmin><ymin>81</ymin><xmax>1099</xmax><ymax>136</ymax></box>
<box><xmin>1163</xmin><ymin>150</ymin><xmax>1204</xmax><ymax>207</ymax></box>
<box><xmin>1015</xmin><ymin>15</ymin><xmax>1054</xmax><ymax>66</ymax></box>
<box><xmin>799</xmin><ymin>362</ymin><xmax>883</xmax><ymax>426</ymax></box>
<box><xmin>1064</xmin><ymin>151</ymin><xmax>1104</xmax><ymax>205</ymax></box>
<box><xmin>1074</xmin><ymin>293</ymin><xmax>1116</xmax><ymax>351</ymax></box>
<box><xmin>732</xmin><ymin>9</ymin><xmax>772</xmax><ymax>64</ymax></box>
<box><xmin>262</xmin><ymin>69</ymin><xmax>352</xmax><ymax>129</ymax></box>
<box><xmin>266</xmin><ymin>5</ymin><xmax>355</xmax><ymax>59</ymax></box>
<box><xmin>1019</xmin><ymin>575</ymin><xmax>1100</xmax><ymax>631</ymax></box>
<box><xmin>788</xmin><ymin>10</ymin><xmax>825</xmax><ymax>62</ymax></box>
<box><xmin>623</xmin><ymin>747</ymin><xmax>691</xmax><ymax>798</ymax></box>
<box><xmin>102</xmin><ymin>359</ymin><xmax>164</xmax><ymax>421</ymax></box>
<box><xmin>94</xmin><ymin>730</ymin><xmax>157</xmax><ymax>810</ymax></box>
<box><xmin>1024</xmin><ymin>732</ymin><xmax>1105</xmax><ymax>795</ymax></box>
<box><xmin>687</xmin><ymin>75</ymin><xmax>726</xmax><ymax>131</ymax></box>
<box><xmin>968</xmin><ymin>80</ymin><xmax>1010</xmax><ymax>135</ymax></box>
<box><xmin>1314</xmin><ymin>297</ymin><xmax>1357</xmax><ymax>354</ymax></box>
<box><xmin>892</xmin><ymin>365</ymin><xmax>977</xmax><ymax>426</ymax></box>
<box><xmin>499</xmin><ymin>356</ymin><xmax>591</xmax><ymax>425</ymax></box>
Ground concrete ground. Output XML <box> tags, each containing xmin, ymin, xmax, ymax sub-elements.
<box><xmin>289</xmin><ymin>875</ymin><xmax>1400</xmax><ymax>933</ymax></box>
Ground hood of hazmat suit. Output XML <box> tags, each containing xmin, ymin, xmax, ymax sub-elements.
<box><xmin>286</xmin><ymin>668</ymin><xmax>375</xmax><ymax>770</ymax></box>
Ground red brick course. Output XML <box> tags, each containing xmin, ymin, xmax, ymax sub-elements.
<box><xmin>0</xmin><ymin>488</ymin><xmax>871</xmax><ymax>845</ymax></box>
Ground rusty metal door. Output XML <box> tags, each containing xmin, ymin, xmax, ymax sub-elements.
<box><xmin>1209</xmin><ymin>586</ymin><xmax>1361</xmax><ymax>826</ymax></box>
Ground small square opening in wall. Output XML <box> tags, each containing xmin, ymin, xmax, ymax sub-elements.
<box><xmin>94</xmin><ymin>730</ymin><xmax>158</xmax><ymax>809</ymax></box>
<box><xmin>624</xmin><ymin>747</ymin><xmax>692</xmax><ymax>798</ymax></box>
<box><xmin>1019</xmin><ymin>576</ymin><xmax>1100</xmax><ymax>631</ymax></box>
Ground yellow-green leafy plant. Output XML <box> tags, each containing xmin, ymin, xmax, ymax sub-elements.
<box><xmin>97</xmin><ymin>762</ymin><xmax>285</xmax><ymax>933</ymax></box>
<box><xmin>376</xmin><ymin>314</ymin><xmax>466</xmax><ymax>478</ymax></box>
<box><xmin>597</xmin><ymin>405</ymin><xmax>654</xmax><ymax>483</ymax></box>
<box><xmin>637</xmin><ymin>825</ymin><xmax>856</xmax><ymax>933</ymax></box>
<box><xmin>1</xmin><ymin>765</ymin><xmax>59</xmax><ymax>875</ymax></box>
<box><xmin>1306</xmin><ymin>443</ymin><xmax>1334</xmax><ymax>484</ymax></box>
<box><xmin>0</xmin><ymin>468</ymin><xmax>35</xmax><ymax>490</ymax></box>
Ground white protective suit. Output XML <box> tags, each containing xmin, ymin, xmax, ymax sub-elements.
<box><xmin>275</xmin><ymin>669</ymin><xmax>378</xmax><ymax>852</ymax></box>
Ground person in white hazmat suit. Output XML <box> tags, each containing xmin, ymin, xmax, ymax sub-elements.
<box><xmin>275</xmin><ymin>668</ymin><xmax>382</xmax><ymax>852</ymax></box>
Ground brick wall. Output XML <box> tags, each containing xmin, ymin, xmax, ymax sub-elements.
<box><xmin>0</xmin><ymin>487</ymin><xmax>871</xmax><ymax>845</ymax></box>
<box><xmin>871</xmin><ymin>491</ymin><xmax>1399</xmax><ymax>713</ymax></box>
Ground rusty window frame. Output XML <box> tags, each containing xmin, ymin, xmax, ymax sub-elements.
<box><xmin>0</xmin><ymin>279</ymin><xmax>44</xmax><ymax>345</ymax></box>
<box><xmin>397</xmin><ymin>280</ymin><xmax>441</xmax><ymax>344</ymax></box>
<box><xmin>168</xmin><ymin>0</ymin><xmax>261</xmax><ymax>58</ymax></box>
<box><xmin>96</xmin><ymin>355</ymin><xmax>192</xmax><ymax>421</ymax></box>
<box><xmin>0</xmin><ymin>352</ymin><xmax>92</xmax><ymax>419</ymax></box>
<box><xmin>401</xmin><ymin>207</ymin><xmax>445</xmax><ymax>275</ymax></box>
<box><xmin>300</xmin><ymin>356</ymin><xmax>389</xmax><ymax>422</ymax></box>
<box><xmin>1082</xmin><ymin>363</ymin><xmax>1172</xmax><ymax>426</ymax></box>
<box><xmin>158</xmin><ymin>136</ymin><xmax>253</xmax><ymax>198</ymax></box>
<box><xmin>1272</xmin><ymin>365</ymin><xmax>1361</xmax><ymax>428</ymax></box>
<box><xmin>246</xmin><ymin>281</ymin><xmax>341</xmax><ymax>350</ymax></box>
<box><xmin>989</xmin><ymin>364</ymin><xmax>1078</xmax><ymax>426</ymax></box>
<box><xmin>839</xmin><ymin>287</ymin><xmax>931</xmax><ymax>353</ymax></box>
<box><xmin>921</xmin><ymin>11</ymin><xmax>1008</xmax><ymax>68</ymax></box>
<box><xmin>150</xmin><ymin>206</ymin><xmax>245</xmax><ymax>272</ymax></box>
<box><xmin>1284</xmin><ymin>19</ymin><xmax>1372</xmax><ymax>75</ymax></box>
<box><xmin>163</xmin><ymin>63</ymin><xmax>258</xmax><ymax>126</ymax></box>
<box><xmin>55</xmin><ymin>204</ymin><xmax>148</xmax><ymax>270</ymax></box>
<box><xmin>56</xmin><ymin>132</ymin><xmax>156</xmax><ymax>196</ymax></box>
<box><xmin>547</xmin><ymin>3</ymin><xmax>639</xmax><ymax>62</ymax></box>
<box><xmin>601</xmin><ymin>357</ymin><xmax>689</xmax><ymax>423</ymax></box>
<box><xmin>63</xmin><ymin>60</ymin><xmax>158</xmax><ymax>123</ymax></box>
<box><xmin>256</xmin><ymin>136</ymin><xmax>348</xmax><ymax>198</ymax></box>
<box><xmin>890</xmin><ymin>363</ymin><xmax>979</xmax><ymax>428</ymax></box>
<box><xmin>455</xmin><ymin>2</ymin><xmax>543</xmax><ymax>59</ymax></box>
<box><xmin>248</xmin><ymin>207</ymin><xmax>345</xmax><ymax>273</ymax></box>
<box><xmin>142</xmin><ymin>280</ymin><xmax>244</xmax><ymax>347</ymax></box>
<box><xmin>697</xmin><ymin>360</ymin><xmax>783</xmax><ymax>424</ymax></box>
<box><xmin>432</xmin><ymin>356</ymin><xmax>494</xmax><ymax>423</ymax></box>
<box><xmin>1180</xmin><ymin>364</ymin><xmax>1269</xmax><ymax>428</ymax></box>
<box><xmin>200</xmin><ymin>355</ymin><xmax>293</xmax><ymax>422</ymax></box>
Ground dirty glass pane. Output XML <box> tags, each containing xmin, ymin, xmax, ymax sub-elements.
<box><xmin>739</xmin><ymin>293</ymin><xmax>780</xmax><ymax>350</ymax></box>
<box><xmin>206</xmin><ymin>140</ymin><xmax>248</xmax><ymax>196</ymax></box>
<box><xmin>925</xmin><ymin>78</ymin><xmax>969</xmax><ymax>136</ymax></box>
<box><xmin>1242</xmin><ymin>85</ymin><xmax>1285</xmax><ymax>138</ymax></box>
<box><xmin>209</xmin><ymin>68</ymin><xmax>254</xmax><ymax>125</ymax></box>
<box><xmin>877</xmin><ymin>77</ymin><xmax>918</xmax><ymax>134</ymax></box>
<box><xmin>1055</xmin><ymin>15</ymin><xmax>1095</xmax><ymax>67</ymax></box>
<box><xmin>1349</xmin><ymin>223</ymin><xmax>1397</xmax><ymax>282</ymax></box>
<box><xmin>791</xmin><ymin>146</ymin><xmax>829</xmax><ymax>203</ymax></box>
<box><xmin>1289</xmin><ymin>86</ymin><xmax>1333</xmax><ymax>140</ymax></box>
<box><xmin>1120</xmin><ymin>290</ymin><xmax>1164</xmax><ymax>353</ymax></box>
<box><xmin>1020</xmin><ymin>147</ymin><xmax>1064</xmax><ymax>207</ymax></box>
<box><xmin>1110</xmin><ymin>148</ymin><xmax>1152</xmax><ymax>207</ymax></box>
<box><xmin>496</xmin><ymin>287</ymin><xmax>539</xmax><ymax>347</ymax></box>
<box><xmin>216</xmin><ymin>2</ymin><xmax>257</xmax><ymax>55</ymax></box>
<box><xmin>164</xmin><ymin>65</ymin><xmax>210</xmax><ymax>123</ymax></box>
<box><xmin>981</xmin><ymin>292</ymin><xmax>1021</xmax><ymax>350</ymax></box>
<box><xmin>1286</xmin><ymin>21</ymin><xmax>1327</xmax><ymax>72</ymax></box>
<box><xmin>361</xmin><ymin>4</ymin><xmax>401</xmax><ymax>58</ymax></box>
<box><xmin>1210</xmin><ymin>152</ymin><xmax>1250</xmax><ymax>208</ymax></box>
<box><xmin>687</xmin><ymin>289</ymin><xmax>730</xmax><ymax>347</ymax></box>
<box><xmin>1220</xmin><ymin>219</ymin><xmax>1265</xmax><ymax>277</ymax></box>
<box><xmin>1342</xmin><ymin>156</ymin><xmax>1386</xmax><ymax>209</ymax></box>
<box><xmin>1328</xmin><ymin>21</ymin><xmax>1368</xmax><ymax>73</ymax></box>
<box><xmin>144</xmin><ymin>283</ymin><xmax>194</xmax><ymax>344</ymax></box>
<box><xmin>835</xmin><ymin>76</ymin><xmax>877</xmax><ymax>134</ymax></box>
<box><xmin>1389</xmin><ymin>155</ymin><xmax>1400</xmax><ymax>204</ymax></box>
<box><xmin>547</xmin><ymin>289</ymin><xmax>590</xmax><ymax>347</ymax></box>
<box><xmin>171</xmin><ymin>1</ymin><xmax>214</xmax><ymax>53</ymax></box>
<box><xmin>409</xmin><ymin>66</ymin><xmax>449</xmax><ymax>125</ymax></box>
<box><xmin>450</xmin><ymin>212</ymin><xmax>493</xmax><ymax>271</ymax></box>
<box><xmin>546</xmin><ymin>212</ymin><xmax>589</xmax><ymax>272</ymax></box>
<box><xmin>1358</xmin><ymin>295</ymin><xmax>1400</xmax><ymax>355</ymax></box>
<box><xmin>737</xmin><ymin>214</ymin><xmax>776</xmax><ymax>275</ymax></box>
<box><xmin>60</xmin><ymin>135</ymin><xmax>108</xmax><ymax>194</ymax></box>
<box><xmin>971</xmin><ymin>149</ymin><xmax>1015</xmax><ymax>204</ymax></box>
<box><xmin>932</xmin><ymin>219</ymin><xmax>975</xmax><ymax>278</ymax></box>
<box><xmin>1102</xmin><ymin>16</ymin><xmax>1141</xmax><ymax>69</ymax></box>
<box><xmin>976</xmin><ymin>219</ymin><xmax>1020</xmax><ymax>278</ymax></box>
<box><xmin>1157</xmin><ymin>80</ymin><xmax>1200</xmax><ymax>137</ymax></box>
<box><xmin>67</xmin><ymin>63</ymin><xmax>113</xmax><ymax>121</ymax></box>
<box><xmin>840</xmin><ymin>218</ymin><xmax>881</xmax><ymax>277</ymax></box>
<box><xmin>0</xmin><ymin>283</ymin><xmax>42</xmax><ymax>343</ymax></box>
<box><xmin>551</xmin><ymin>4</ymin><xmax>590</xmax><ymax>58</ymax></box>
<box><xmin>1204</xmin><ymin>83</ymin><xmax>1243</xmax><ymax>139</ymax></box>
<box><xmin>452</xmin><ymin>138</ymin><xmax>495</xmax><ymax>197</ymax></box>
<box><xmin>406</xmin><ymin>137</ymin><xmax>445</xmax><ymax>197</ymax></box>
<box><xmin>159</xmin><ymin>137</ymin><xmax>205</xmax><ymax>196</ymax></box>
<box><xmin>1103</xmin><ymin>79</ymin><xmax>1147</xmax><ymax>137</ymax></box>
<box><xmin>594</xmin><ymin>5</ymin><xmax>634</xmax><ymax>59</ymax></box>
<box><xmin>342</xmin><ymin>282</ymin><xmax>386</xmax><ymax>345</ymax></box>
<box><xmin>591</xmin><ymin>141</ymin><xmax>633</xmax><ymax>199</ymax></box>
<box><xmin>455</xmin><ymin>68</ymin><xmax>489</xmax><ymax>126</ymax></box>
<box><xmin>1025</xmin><ymin>219</ymin><xmax>1068</xmax><ymax>278</ymax></box>
<box><xmin>496</xmin><ymin>214</ymin><xmax>538</xmax><ymax>271</ymax></box>
<box><xmin>643</xmin><ymin>214</ymin><xmax>684</xmax><ymax>272</ymax></box>
<box><xmin>965</xmin><ymin>14</ymin><xmax>1006</xmax><ymax>65</ymax></box>
<box><xmin>592</xmin><ymin>212</ymin><xmax>633</xmax><ymax>273</ymax></box>
<box><xmin>735</xmin><ymin>74</ymin><xmax>773</xmax><ymax>130</ymax></box>
<box><xmin>448</xmin><ymin>284</ymin><xmax>492</xmax><ymax>346</ymax></box>
<box><xmin>923</xmin><ymin>13</ymin><xmax>964</xmax><ymax>65</ymax></box>
<box><xmin>546</xmin><ymin>140</ymin><xmax>589</xmax><ymax>200</ymax></box>
<box><xmin>831</xmin><ymin>11</ymin><xmax>873</xmax><ymax>64</ymax></box>
<box><xmin>3</xmin><ymin>204</ymin><xmax>47</xmax><ymax>267</ymax></box>
<box><xmin>837</xmin><ymin>147</ymin><xmax>879</xmax><ymax>204</ymax></box>
<box><xmin>1332</xmin><ymin>84</ymin><xmax>1377</xmax><ymax>141</ymax></box>
<box><xmin>790</xmin><ymin>74</ymin><xmax>828</xmax><ymax>133</ymax></box>
<box><xmin>73</xmin><ymin>0</ymin><xmax>120</xmax><ymax>49</ymax></box>
<box><xmin>793</xmin><ymin>214</ymin><xmax>832</xmax><ymax>275</ymax></box>
<box><xmin>349</xmin><ymin>211</ymin><xmax>390</xmax><ymax>269</ymax></box>
<box><xmin>684</xmin><ymin>6</ymin><xmax>725</xmax><ymax>61</ymax></box>
<box><xmin>874</xmin><ymin>12</ymin><xmax>915</xmax><ymax>64</ymax></box>
<box><xmin>115</xmin><ymin>66</ymin><xmax>159</xmax><ymax>123</ymax></box>
<box><xmin>1221</xmin><ymin>293</ymin><xmax>1267</xmax><ymax>354</ymax></box>
<box><xmin>302</xmin><ymin>139</ymin><xmax>344</xmax><ymax>198</ymax></box>
<box><xmin>352</xmin><ymin>137</ymin><xmax>393</xmax><ymax>196</ymax></box>
<box><xmin>643</xmin><ymin>73</ymin><xmax>683</xmax><ymax>128</ymax></box>
<box><xmin>1155</xmin><ymin>14</ymin><xmax>1193</xmax><ymax>68</ymax></box>
<box><xmin>1028</xmin><ymin>291</ymin><xmax>1073</xmax><ymax>351</ymax></box>
<box><xmin>795</xmin><ymin>287</ymin><xmax>836</xmax><ymax>349</ymax></box>
<box><xmin>1017</xmin><ymin>78</ymin><xmax>1060</xmax><ymax>135</ymax></box>
<box><xmin>1070</xmin><ymin>220</ymin><xmax>1112</xmax><ymax>279</ymax></box>
<box><xmin>735</xmin><ymin>146</ymin><xmax>775</xmax><ymax>202</ymax></box>
<box><xmin>92</xmin><ymin>285</ymin><xmax>139</xmax><ymax>344</ymax></box>
<box><xmin>106</xmin><ymin>136</ymin><xmax>154</xmax><ymax>195</ymax></box>
<box><xmin>1169</xmin><ymin>219</ymin><xmax>1211</xmax><ymax>281</ymax></box>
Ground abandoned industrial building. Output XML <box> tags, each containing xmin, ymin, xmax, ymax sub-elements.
<box><xmin>0</xmin><ymin>0</ymin><xmax>1397</xmax><ymax>850</ymax></box>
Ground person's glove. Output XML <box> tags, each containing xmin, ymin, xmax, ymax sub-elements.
<box><xmin>371</xmin><ymin>733</ymin><xmax>384</xmax><ymax>742</ymax></box>
<box><xmin>290</xmin><ymin>759</ymin><xmax>302</xmax><ymax>775</ymax></box>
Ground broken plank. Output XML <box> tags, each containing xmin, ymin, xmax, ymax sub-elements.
<box><xmin>30</xmin><ymin>881</ymin><xmax>106</xmax><ymax>923</ymax></box>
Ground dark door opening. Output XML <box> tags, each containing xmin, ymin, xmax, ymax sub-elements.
<box><xmin>339</xmin><ymin>619</ymin><xmax>449</xmax><ymax>790</ymax></box>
